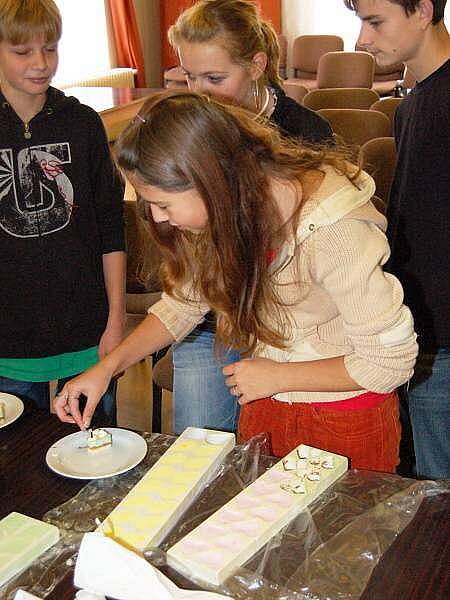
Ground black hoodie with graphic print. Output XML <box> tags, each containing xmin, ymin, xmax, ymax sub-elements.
<box><xmin>0</xmin><ymin>86</ymin><xmax>125</xmax><ymax>358</ymax></box>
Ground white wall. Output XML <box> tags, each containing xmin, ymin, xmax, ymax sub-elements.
<box><xmin>54</xmin><ymin>0</ymin><xmax>110</xmax><ymax>85</ymax></box>
<box><xmin>55</xmin><ymin>0</ymin><xmax>161</xmax><ymax>88</ymax></box>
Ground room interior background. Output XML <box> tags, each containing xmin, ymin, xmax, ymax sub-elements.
<box><xmin>54</xmin><ymin>0</ymin><xmax>449</xmax><ymax>90</ymax></box>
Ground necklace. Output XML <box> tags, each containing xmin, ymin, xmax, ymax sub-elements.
<box><xmin>256</xmin><ymin>86</ymin><xmax>278</xmax><ymax>119</ymax></box>
<box><xmin>256</xmin><ymin>86</ymin><xmax>270</xmax><ymax>117</ymax></box>
<box><xmin>268</xmin><ymin>86</ymin><xmax>278</xmax><ymax>116</ymax></box>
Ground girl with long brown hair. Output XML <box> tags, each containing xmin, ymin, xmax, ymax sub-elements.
<box><xmin>55</xmin><ymin>90</ymin><xmax>417</xmax><ymax>471</ymax></box>
<box><xmin>166</xmin><ymin>0</ymin><xmax>332</xmax><ymax>434</ymax></box>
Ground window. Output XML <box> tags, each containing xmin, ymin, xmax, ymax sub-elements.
<box><xmin>282</xmin><ymin>1</ymin><xmax>360</xmax><ymax>51</ymax></box>
<box><xmin>53</xmin><ymin>0</ymin><xmax>111</xmax><ymax>86</ymax></box>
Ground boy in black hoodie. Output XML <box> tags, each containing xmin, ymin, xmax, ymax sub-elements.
<box><xmin>0</xmin><ymin>0</ymin><xmax>126</xmax><ymax>423</ymax></box>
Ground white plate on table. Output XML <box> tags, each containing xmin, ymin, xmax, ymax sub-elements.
<box><xmin>0</xmin><ymin>392</ymin><xmax>24</xmax><ymax>428</ymax></box>
<box><xmin>46</xmin><ymin>428</ymin><xmax>148</xmax><ymax>479</ymax></box>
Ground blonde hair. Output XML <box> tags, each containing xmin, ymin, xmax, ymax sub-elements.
<box><xmin>168</xmin><ymin>0</ymin><xmax>282</xmax><ymax>89</ymax></box>
<box><xmin>0</xmin><ymin>0</ymin><xmax>61</xmax><ymax>44</ymax></box>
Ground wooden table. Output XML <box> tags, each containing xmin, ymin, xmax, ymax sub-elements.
<box><xmin>62</xmin><ymin>87</ymin><xmax>163</xmax><ymax>141</ymax></box>
<box><xmin>0</xmin><ymin>406</ymin><xmax>86</xmax><ymax>520</ymax></box>
<box><xmin>1</xmin><ymin>406</ymin><xmax>449</xmax><ymax>599</ymax></box>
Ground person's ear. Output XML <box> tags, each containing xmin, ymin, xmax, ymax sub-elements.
<box><xmin>417</xmin><ymin>0</ymin><xmax>434</xmax><ymax>28</ymax></box>
<box><xmin>250</xmin><ymin>52</ymin><xmax>268</xmax><ymax>81</ymax></box>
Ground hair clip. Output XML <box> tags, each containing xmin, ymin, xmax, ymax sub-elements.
<box><xmin>135</xmin><ymin>113</ymin><xmax>146</xmax><ymax>124</ymax></box>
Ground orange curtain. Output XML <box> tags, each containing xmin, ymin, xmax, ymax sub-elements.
<box><xmin>256</xmin><ymin>0</ymin><xmax>281</xmax><ymax>33</ymax></box>
<box><xmin>107</xmin><ymin>0</ymin><xmax>146</xmax><ymax>87</ymax></box>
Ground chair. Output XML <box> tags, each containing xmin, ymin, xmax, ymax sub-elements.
<box><xmin>125</xmin><ymin>288</ymin><xmax>167</xmax><ymax>433</ymax></box>
<box><xmin>152</xmin><ymin>345</ymin><xmax>174</xmax><ymax>393</ymax></box>
<box><xmin>282</xmin><ymin>82</ymin><xmax>309</xmax><ymax>104</ymax></box>
<box><xmin>372</xmin><ymin>62</ymin><xmax>405</xmax><ymax>96</ymax></box>
<box><xmin>163</xmin><ymin>65</ymin><xmax>188</xmax><ymax>89</ymax></box>
<box><xmin>124</xmin><ymin>199</ymin><xmax>162</xmax><ymax>295</ymax></box>
<box><xmin>317</xmin><ymin>51</ymin><xmax>375</xmax><ymax>89</ymax></box>
<box><xmin>277</xmin><ymin>33</ymin><xmax>288</xmax><ymax>79</ymax></box>
<box><xmin>123</xmin><ymin>199</ymin><xmax>166</xmax><ymax>431</ymax></box>
<box><xmin>370</xmin><ymin>97</ymin><xmax>403</xmax><ymax>135</ymax></box>
<box><xmin>359</xmin><ymin>136</ymin><xmax>397</xmax><ymax>208</ymax></box>
<box><xmin>356</xmin><ymin>44</ymin><xmax>404</xmax><ymax>96</ymax></box>
<box><xmin>303</xmin><ymin>87</ymin><xmax>379</xmax><ymax>111</ymax></box>
<box><xmin>318</xmin><ymin>108</ymin><xmax>391</xmax><ymax>155</ymax></box>
<box><xmin>284</xmin><ymin>34</ymin><xmax>344</xmax><ymax>91</ymax></box>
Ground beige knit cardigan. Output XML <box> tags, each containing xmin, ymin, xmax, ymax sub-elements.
<box><xmin>149</xmin><ymin>167</ymin><xmax>418</xmax><ymax>403</ymax></box>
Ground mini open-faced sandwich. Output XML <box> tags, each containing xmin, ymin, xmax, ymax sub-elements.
<box><xmin>86</xmin><ymin>428</ymin><xmax>112</xmax><ymax>452</ymax></box>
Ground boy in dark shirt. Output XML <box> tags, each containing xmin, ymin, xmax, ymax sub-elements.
<box><xmin>0</xmin><ymin>0</ymin><xmax>126</xmax><ymax>423</ymax></box>
<box><xmin>345</xmin><ymin>0</ymin><xmax>449</xmax><ymax>479</ymax></box>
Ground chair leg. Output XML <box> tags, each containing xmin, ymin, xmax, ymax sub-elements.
<box><xmin>151</xmin><ymin>347</ymin><xmax>170</xmax><ymax>433</ymax></box>
<box><xmin>152</xmin><ymin>378</ymin><xmax>162</xmax><ymax>432</ymax></box>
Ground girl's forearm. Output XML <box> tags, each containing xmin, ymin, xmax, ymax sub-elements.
<box><xmin>276</xmin><ymin>356</ymin><xmax>363</xmax><ymax>393</ymax></box>
<box><xmin>99</xmin><ymin>313</ymin><xmax>175</xmax><ymax>377</ymax></box>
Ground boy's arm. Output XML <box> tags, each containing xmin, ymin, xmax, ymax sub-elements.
<box><xmin>56</xmin><ymin>312</ymin><xmax>176</xmax><ymax>429</ymax></box>
<box><xmin>86</xmin><ymin>111</ymin><xmax>127</xmax><ymax>357</ymax></box>
<box><xmin>99</xmin><ymin>250</ymin><xmax>127</xmax><ymax>358</ymax></box>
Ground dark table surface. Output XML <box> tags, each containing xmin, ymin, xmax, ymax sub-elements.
<box><xmin>1</xmin><ymin>405</ymin><xmax>449</xmax><ymax>600</ymax></box>
<box><xmin>0</xmin><ymin>405</ymin><xmax>88</xmax><ymax>600</ymax></box>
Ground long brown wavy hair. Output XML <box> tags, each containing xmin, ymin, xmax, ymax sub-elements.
<box><xmin>116</xmin><ymin>90</ymin><xmax>359</xmax><ymax>353</ymax></box>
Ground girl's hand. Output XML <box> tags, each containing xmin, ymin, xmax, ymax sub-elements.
<box><xmin>223</xmin><ymin>357</ymin><xmax>283</xmax><ymax>404</ymax></box>
<box><xmin>54</xmin><ymin>363</ymin><xmax>113</xmax><ymax>429</ymax></box>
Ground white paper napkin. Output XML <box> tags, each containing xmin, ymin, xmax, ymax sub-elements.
<box><xmin>75</xmin><ymin>591</ymin><xmax>106</xmax><ymax>600</ymax></box>
<box><xmin>74</xmin><ymin>532</ymin><xmax>228</xmax><ymax>600</ymax></box>
<box><xmin>13</xmin><ymin>588</ymin><xmax>105</xmax><ymax>600</ymax></box>
<box><xmin>14</xmin><ymin>592</ymin><xmax>44</xmax><ymax>600</ymax></box>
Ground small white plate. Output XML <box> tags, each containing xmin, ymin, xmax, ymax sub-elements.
<box><xmin>46</xmin><ymin>428</ymin><xmax>148</xmax><ymax>479</ymax></box>
<box><xmin>0</xmin><ymin>393</ymin><xmax>24</xmax><ymax>428</ymax></box>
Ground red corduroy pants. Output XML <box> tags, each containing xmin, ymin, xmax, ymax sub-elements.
<box><xmin>238</xmin><ymin>392</ymin><xmax>401</xmax><ymax>472</ymax></box>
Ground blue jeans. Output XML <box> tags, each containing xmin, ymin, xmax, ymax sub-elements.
<box><xmin>172</xmin><ymin>325</ymin><xmax>240</xmax><ymax>434</ymax></box>
<box><xmin>0</xmin><ymin>375</ymin><xmax>117</xmax><ymax>427</ymax></box>
<box><xmin>408</xmin><ymin>348</ymin><xmax>450</xmax><ymax>480</ymax></box>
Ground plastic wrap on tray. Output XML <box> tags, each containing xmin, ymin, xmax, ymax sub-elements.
<box><xmin>0</xmin><ymin>432</ymin><xmax>448</xmax><ymax>600</ymax></box>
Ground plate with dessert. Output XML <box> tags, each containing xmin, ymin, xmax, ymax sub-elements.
<box><xmin>0</xmin><ymin>393</ymin><xmax>24</xmax><ymax>428</ymax></box>
<box><xmin>45</xmin><ymin>427</ymin><xmax>148</xmax><ymax>479</ymax></box>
